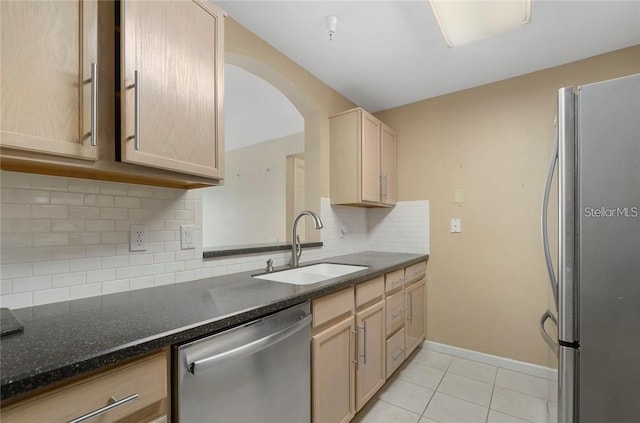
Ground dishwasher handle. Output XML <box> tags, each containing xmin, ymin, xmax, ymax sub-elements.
<box><xmin>189</xmin><ymin>314</ymin><xmax>312</xmax><ymax>375</ymax></box>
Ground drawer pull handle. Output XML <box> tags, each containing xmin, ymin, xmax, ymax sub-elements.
<box><xmin>359</xmin><ymin>321</ymin><xmax>367</xmax><ymax>365</ymax></box>
<box><xmin>68</xmin><ymin>393</ymin><xmax>138</xmax><ymax>423</ymax></box>
<box><xmin>392</xmin><ymin>348</ymin><xmax>406</xmax><ymax>361</ymax></box>
<box><xmin>90</xmin><ymin>62</ymin><xmax>98</xmax><ymax>147</ymax></box>
<box><xmin>391</xmin><ymin>308</ymin><xmax>405</xmax><ymax>318</ymax></box>
<box><xmin>391</xmin><ymin>279</ymin><xmax>403</xmax><ymax>285</ymax></box>
<box><xmin>127</xmin><ymin>71</ymin><xmax>141</xmax><ymax>150</ymax></box>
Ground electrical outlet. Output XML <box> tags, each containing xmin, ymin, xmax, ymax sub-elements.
<box><xmin>130</xmin><ymin>224</ymin><xmax>147</xmax><ymax>251</ymax></box>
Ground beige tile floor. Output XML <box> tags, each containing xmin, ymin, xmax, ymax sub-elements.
<box><xmin>353</xmin><ymin>348</ymin><xmax>557</xmax><ymax>423</ymax></box>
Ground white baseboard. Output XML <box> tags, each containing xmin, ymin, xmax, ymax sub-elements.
<box><xmin>422</xmin><ymin>340</ymin><xmax>558</xmax><ymax>381</ymax></box>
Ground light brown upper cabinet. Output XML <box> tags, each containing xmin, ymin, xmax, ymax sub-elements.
<box><xmin>1</xmin><ymin>0</ymin><xmax>98</xmax><ymax>160</ymax></box>
<box><xmin>330</xmin><ymin>107</ymin><xmax>397</xmax><ymax>207</ymax></box>
<box><xmin>120</xmin><ymin>0</ymin><xmax>224</xmax><ymax>179</ymax></box>
<box><xmin>1</xmin><ymin>0</ymin><xmax>225</xmax><ymax>189</ymax></box>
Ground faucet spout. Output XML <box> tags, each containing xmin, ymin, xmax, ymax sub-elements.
<box><xmin>290</xmin><ymin>210</ymin><xmax>323</xmax><ymax>267</ymax></box>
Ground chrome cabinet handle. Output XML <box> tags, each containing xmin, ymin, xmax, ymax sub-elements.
<box><xmin>127</xmin><ymin>71</ymin><xmax>140</xmax><ymax>150</ymax></box>
<box><xmin>391</xmin><ymin>279</ymin><xmax>403</xmax><ymax>286</ymax></box>
<box><xmin>382</xmin><ymin>173</ymin><xmax>388</xmax><ymax>199</ymax></box>
<box><xmin>392</xmin><ymin>347</ymin><xmax>406</xmax><ymax>362</ymax></box>
<box><xmin>359</xmin><ymin>321</ymin><xmax>367</xmax><ymax>365</ymax></box>
<box><xmin>67</xmin><ymin>393</ymin><xmax>138</xmax><ymax>423</ymax></box>
<box><xmin>391</xmin><ymin>308</ymin><xmax>405</xmax><ymax>318</ymax></box>
<box><xmin>352</xmin><ymin>328</ymin><xmax>359</xmax><ymax>365</ymax></box>
<box><xmin>407</xmin><ymin>293</ymin><xmax>413</xmax><ymax>324</ymax></box>
<box><xmin>90</xmin><ymin>62</ymin><xmax>98</xmax><ymax>147</ymax></box>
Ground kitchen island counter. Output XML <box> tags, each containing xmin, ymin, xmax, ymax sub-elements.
<box><xmin>0</xmin><ymin>251</ymin><xmax>427</xmax><ymax>401</ymax></box>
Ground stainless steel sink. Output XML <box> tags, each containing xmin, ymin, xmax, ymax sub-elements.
<box><xmin>253</xmin><ymin>263</ymin><xmax>368</xmax><ymax>285</ymax></box>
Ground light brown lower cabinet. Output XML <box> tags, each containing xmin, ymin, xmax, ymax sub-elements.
<box><xmin>386</xmin><ymin>327</ymin><xmax>406</xmax><ymax>377</ymax></box>
<box><xmin>312</xmin><ymin>315</ymin><xmax>356</xmax><ymax>423</ymax></box>
<box><xmin>0</xmin><ymin>350</ymin><xmax>169</xmax><ymax>423</ymax></box>
<box><xmin>354</xmin><ymin>300</ymin><xmax>385</xmax><ymax>411</ymax></box>
<box><xmin>405</xmin><ymin>277</ymin><xmax>426</xmax><ymax>356</ymax></box>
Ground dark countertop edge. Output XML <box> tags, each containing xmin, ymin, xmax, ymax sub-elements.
<box><xmin>202</xmin><ymin>241</ymin><xmax>323</xmax><ymax>258</ymax></box>
<box><xmin>0</xmin><ymin>253</ymin><xmax>428</xmax><ymax>402</ymax></box>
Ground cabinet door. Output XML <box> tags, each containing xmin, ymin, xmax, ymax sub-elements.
<box><xmin>1</xmin><ymin>0</ymin><xmax>98</xmax><ymax>160</ymax></box>
<box><xmin>121</xmin><ymin>0</ymin><xmax>224</xmax><ymax>179</ymax></box>
<box><xmin>381</xmin><ymin>124</ymin><xmax>397</xmax><ymax>206</ymax></box>
<box><xmin>355</xmin><ymin>301</ymin><xmax>385</xmax><ymax>411</ymax></box>
<box><xmin>405</xmin><ymin>278</ymin><xmax>426</xmax><ymax>356</ymax></box>
<box><xmin>312</xmin><ymin>317</ymin><xmax>355</xmax><ymax>423</ymax></box>
<box><xmin>361</xmin><ymin>112</ymin><xmax>381</xmax><ymax>203</ymax></box>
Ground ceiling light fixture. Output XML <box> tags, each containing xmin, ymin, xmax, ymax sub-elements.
<box><xmin>326</xmin><ymin>15</ymin><xmax>338</xmax><ymax>41</ymax></box>
<box><xmin>429</xmin><ymin>0</ymin><xmax>531</xmax><ymax>47</ymax></box>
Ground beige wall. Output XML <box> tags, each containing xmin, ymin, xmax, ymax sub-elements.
<box><xmin>376</xmin><ymin>46</ymin><xmax>640</xmax><ymax>366</ymax></box>
<box><xmin>225</xmin><ymin>18</ymin><xmax>355</xmax><ymax>241</ymax></box>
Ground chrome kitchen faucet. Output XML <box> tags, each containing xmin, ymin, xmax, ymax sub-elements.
<box><xmin>290</xmin><ymin>211</ymin><xmax>323</xmax><ymax>267</ymax></box>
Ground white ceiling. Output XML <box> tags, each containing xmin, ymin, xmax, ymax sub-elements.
<box><xmin>215</xmin><ymin>0</ymin><xmax>640</xmax><ymax>113</ymax></box>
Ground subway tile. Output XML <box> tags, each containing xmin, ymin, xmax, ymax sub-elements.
<box><xmin>0</xmin><ymin>279</ymin><xmax>11</xmax><ymax>295</ymax></box>
<box><xmin>50</xmin><ymin>246</ymin><xmax>85</xmax><ymax>260</ymax></box>
<box><xmin>101</xmin><ymin>255</ymin><xmax>129</xmax><ymax>269</ymax></box>
<box><xmin>84</xmin><ymin>194</ymin><xmax>114</xmax><ymax>207</ymax></box>
<box><xmin>116</xmin><ymin>266</ymin><xmax>142</xmax><ymax>279</ymax></box>
<box><xmin>194</xmin><ymin>268</ymin><xmax>213</xmax><ymax>279</ymax></box>
<box><xmin>0</xmin><ymin>233</ymin><xmax>32</xmax><ymax>248</ymax></box>
<box><xmin>5</xmin><ymin>189</ymin><xmax>51</xmax><ymax>204</ymax></box>
<box><xmin>175</xmin><ymin>270</ymin><xmax>195</xmax><ymax>283</ymax></box>
<box><xmin>51</xmin><ymin>272</ymin><xmax>86</xmax><ymax>288</ymax></box>
<box><xmin>69</xmin><ymin>283</ymin><xmax>101</xmax><ymax>299</ymax></box>
<box><xmin>1</xmin><ymin>263</ymin><xmax>33</xmax><ymax>279</ymax></box>
<box><xmin>51</xmin><ymin>220</ymin><xmax>85</xmax><ymax>232</ymax></box>
<box><xmin>100</xmin><ymin>182</ymin><xmax>129</xmax><ymax>196</ymax></box>
<box><xmin>2</xmin><ymin>219</ymin><xmax>50</xmax><ymax>233</ymax></box>
<box><xmin>68</xmin><ymin>179</ymin><xmax>101</xmax><ymax>194</ymax></box>
<box><xmin>1</xmin><ymin>203</ymin><xmax>30</xmax><ymax>218</ymax></box>
<box><xmin>86</xmin><ymin>269</ymin><xmax>116</xmax><ymax>284</ymax></box>
<box><xmin>101</xmin><ymin>232</ymin><xmax>128</xmax><ymax>244</ymax></box>
<box><xmin>100</xmin><ymin>207</ymin><xmax>128</xmax><ymax>220</ymax></box>
<box><xmin>152</xmin><ymin>188</ymin><xmax>177</xmax><ymax>200</ymax></box>
<box><xmin>115</xmin><ymin>196</ymin><xmax>141</xmax><ymax>209</ymax></box>
<box><xmin>153</xmin><ymin>231</ymin><xmax>176</xmax><ymax>242</ymax></box>
<box><xmin>85</xmin><ymin>245</ymin><xmax>116</xmax><ymax>258</ymax></box>
<box><xmin>0</xmin><ymin>292</ymin><xmax>33</xmax><ymax>309</ymax></box>
<box><xmin>175</xmin><ymin>250</ymin><xmax>196</xmax><ymax>261</ymax></box>
<box><xmin>142</xmin><ymin>264</ymin><xmax>165</xmax><ymax>276</ymax></box>
<box><xmin>153</xmin><ymin>252</ymin><xmax>175</xmax><ymax>264</ymax></box>
<box><xmin>101</xmin><ymin>279</ymin><xmax>130</xmax><ymax>294</ymax></box>
<box><xmin>163</xmin><ymin>241</ymin><xmax>181</xmax><ymax>252</ymax></box>
<box><xmin>70</xmin><ymin>258</ymin><xmax>102</xmax><ymax>272</ymax></box>
<box><xmin>34</xmin><ymin>288</ymin><xmax>70</xmax><ymax>305</ymax></box>
<box><xmin>69</xmin><ymin>232</ymin><xmax>101</xmax><ymax>245</ymax></box>
<box><xmin>12</xmin><ymin>275</ymin><xmax>51</xmax><ymax>293</ymax></box>
<box><xmin>1</xmin><ymin>171</ymin><xmax>30</xmax><ymax>188</ymax></box>
<box><xmin>50</xmin><ymin>192</ymin><xmax>84</xmax><ymax>206</ymax></box>
<box><xmin>128</xmin><ymin>187</ymin><xmax>154</xmax><ymax>198</ymax></box>
<box><xmin>128</xmin><ymin>208</ymin><xmax>152</xmax><ymax>220</ymax></box>
<box><xmin>33</xmin><ymin>233</ymin><xmax>68</xmax><ymax>247</ymax></box>
<box><xmin>68</xmin><ymin>206</ymin><xmax>101</xmax><ymax>219</ymax></box>
<box><xmin>130</xmin><ymin>276</ymin><xmax>154</xmax><ymax>290</ymax></box>
<box><xmin>164</xmin><ymin>262</ymin><xmax>185</xmax><ymax>273</ymax></box>
<box><xmin>29</xmin><ymin>174</ymin><xmax>68</xmax><ymax>191</ymax></box>
<box><xmin>33</xmin><ymin>260</ymin><xmax>70</xmax><ymax>276</ymax></box>
<box><xmin>140</xmin><ymin>198</ymin><xmax>165</xmax><ymax>210</ymax></box>
<box><xmin>153</xmin><ymin>273</ymin><xmax>175</xmax><ymax>286</ymax></box>
<box><xmin>129</xmin><ymin>253</ymin><xmax>154</xmax><ymax>266</ymax></box>
<box><xmin>174</xmin><ymin>209</ymin><xmax>194</xmax><ymax>221</ymax></box>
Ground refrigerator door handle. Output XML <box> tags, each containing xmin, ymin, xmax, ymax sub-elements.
<box><xmin>539</xmin><ymin>309</ymin><xmax>558</xmax><ymax>354</ymax></box>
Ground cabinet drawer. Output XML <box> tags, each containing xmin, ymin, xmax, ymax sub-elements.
<box><xmin>386</xmin><ymin>327</ymin><xmax>405</xmax><ymax>378</ymax></box>
<box><xmin>385</xmin><ymin>290</ymin><xmax>405</xmax><ymax>336</ymax></box>
<box><xmin>384</xmin><ymin>269</ymin><xmax>404</xmax><ymax>293</ymax></box>
<box><xmin>2</xmin><ymin>351</ymin><xmax>167</xmax><ymax>423</ymax></box>
<box><xmin>405</xmin><ymin>261</ymin><xmax>426</xmax><ymax>285</ymax></box>
<box><xmin>355</xmin><ymin>276</ymin><xmax>384</xmax><ymax>308</ymax></box>
<box><xmin>312</xmin><ymin>287</ymin><xmax>354</xmax><ymax>328</ymax></box>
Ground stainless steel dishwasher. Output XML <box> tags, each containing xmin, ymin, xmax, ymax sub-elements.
<box><xmin>174</xmin><ymin>302</ymin><xmax>312</xmax><ymax>422</ymax></box>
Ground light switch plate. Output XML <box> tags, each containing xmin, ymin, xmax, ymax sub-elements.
<box><xmin>455</xmin><ymin>188</ymin><xmax>464</xmax><ymax>204</ymax></box>
<box><xmin>181</xmin><ymin>225</ymin><xmax>195</xmax><ymax>250</ymax></box>
<box><xmin>450</xmin><ymin>218</ymin><xmax>461</xmax><ymax>233</ymax></box>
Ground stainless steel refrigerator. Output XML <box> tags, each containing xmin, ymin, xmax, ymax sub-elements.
<box><xmin>541</xmin><ymin>73</ymin><xmax>640</xmax><ymax>423</ymax></box>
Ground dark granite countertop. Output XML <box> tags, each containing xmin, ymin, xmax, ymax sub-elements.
<box><xmin>0</xmin><ymin>251</ymin><xmax>428</xmax><ymax>402</ymax></box>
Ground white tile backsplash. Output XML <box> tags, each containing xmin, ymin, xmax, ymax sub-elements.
<box><xmin>0</xmin><ymin>171</ymin><xmax>429</xmax><ymax>308</ymax></box>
